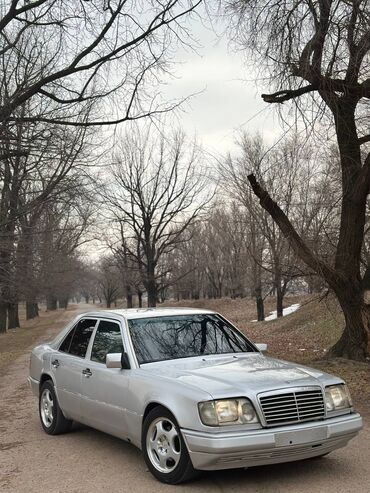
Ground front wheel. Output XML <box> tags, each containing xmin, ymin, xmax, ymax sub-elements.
<box><xmin>142</xmin><ymin>406</ymin><xmax>199</xmax><ymax>484</ymax></box>
<box><xmin>39</xmin><ymin>380</ymin><xmax>72</xmax><ymax>435</ymax></box>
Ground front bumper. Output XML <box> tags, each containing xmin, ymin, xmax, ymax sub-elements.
<box><xmin>182</xmin><ymin>413</ymin><xmax>362</xmax><ymax>470</ymax></box>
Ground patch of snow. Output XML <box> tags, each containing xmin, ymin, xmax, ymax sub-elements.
<box><xmin>264</xmin><ymin>303</ymin><xmax>301</xmax><ymax>321</ymax></box>
<box><xmin>251</xmin><ymin>303</ymin><xmax>301</xmax><ymax>322</ymax></box>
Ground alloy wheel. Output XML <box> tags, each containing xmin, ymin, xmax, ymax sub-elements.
<box><xmin>146</xmin><ymin>417</ymin><xmax>181</xmax><ymax>473</ymax></box>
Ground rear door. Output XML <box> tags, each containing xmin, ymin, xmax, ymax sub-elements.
<box><xmin>80</xmin><ymin>319</ymin><xmax>130</xmax><ymax>438</ymax></box>
<box><xmin>52</xmin><ymin>318</ymin><xmax>97</xmax><ymax>420</ymax></box>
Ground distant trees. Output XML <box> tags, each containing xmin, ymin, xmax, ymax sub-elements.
<box><xmin>199</xmin><ymin>205</ymin><xmax>248</xmax><ymax>299</ymax></box>
<box><xmin>98</xmin><ymin>257</ymin><xmax>122</xmax><ymax>309</ymax></box>
<box><xmin>0</xmin><ymin>0</ymin><xmax>201</xmax><ymax>330</ymax></box>
<box><xmin>168</xmin><ymin>204</ymin><xmax>261</xmax><ymax>302</ymax></box>
<box><xmin>109</xmin><ymin>239</ymin><xmax>144</xmax><ymax>308</ymax></box>
<box><xmin>104</xmin><ymin>125</ymin><xmax>211</xmax><ymax>307</ymax></box>
<box><xmin>220</xmin><ymin>132</ymin><xmax>315</xmax><ymax>320</ymax></box>
<box><xmin>0</xmin><ymin>111</ymin><xmax>94</xmax><ymax>330</ymax></box>
<box><xmin>39</xmin><ymin>191</ymin><xmax>95</xmax><ymax>311</ymax></box>
<box><xmin>226</xmin><ymin>0</ymin><xmax>370</xmax><ymax>359</ymax></box>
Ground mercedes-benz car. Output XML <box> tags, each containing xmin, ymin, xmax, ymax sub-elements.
<box><xmin>28</xmin><ymin>308</ymin><xmax>362</xmax><ymax>484</ymax></box>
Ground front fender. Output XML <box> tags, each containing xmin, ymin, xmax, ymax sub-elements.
<box><xmin>125</xmin><ymin>371</ymin><xmax>213</xmax><ymax>449</ymax></box>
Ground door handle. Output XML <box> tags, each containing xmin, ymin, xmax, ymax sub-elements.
<box><xmin>51</xmin><ymin>359</ymin><xmax>59</xmax><ymax>368</ymax></box>
<box><xmin>82</xmin><ymin>368</ymin><xmax>92</xmax><ymax>377</ymax></box>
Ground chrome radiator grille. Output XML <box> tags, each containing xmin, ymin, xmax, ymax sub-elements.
<box><xmin>259</xmin><ymin>388</ymin><xmax>325</xmax><ymax>426</ymax></box>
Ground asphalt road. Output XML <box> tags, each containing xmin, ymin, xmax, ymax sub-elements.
<box><xmin>0</xmin><ymin>307</ymin><xmax>369</xmax><ymax>493</ymax></box>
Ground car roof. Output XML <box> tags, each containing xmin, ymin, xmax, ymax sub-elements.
<box><xmin>80</xmin><ymin>307</ymin><xmax>217</xmax><ymax>320</ymax></box>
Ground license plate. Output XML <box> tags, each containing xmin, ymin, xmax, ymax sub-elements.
<box><xmin>275</xmin><ymin>427</ymin><xmax>327</xmax><ymax>447</ymax></box>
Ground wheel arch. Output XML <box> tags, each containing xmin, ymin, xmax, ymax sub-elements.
<box><xmin>143</xmin><ymin>402</ymin><xmax>176</xmax><ymax>423</ymax></box>
<box><xmin>39</xmin><ymin>372</ymin><xmax>55</xmax><ymax>394</ymax></box>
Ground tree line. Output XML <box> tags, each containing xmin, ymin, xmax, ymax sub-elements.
<box><xmin>0</xmin><ymin>0</ymin><xmax>200</xmax><ymax>331</ymax></box>
<box><xmin>1</xmin><ymin>1</ymin><xmax>369</xmax><ymax>361</ymax></box>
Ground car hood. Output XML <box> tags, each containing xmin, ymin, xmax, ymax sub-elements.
<box><xmin>141</xmin><ymin>353</ymin><xmax>340</xmax><ymax>398</ymax></box>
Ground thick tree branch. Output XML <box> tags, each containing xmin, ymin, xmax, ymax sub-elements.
<box><xmin>262</xmin><ymin>77</ymin><xmax>370</xmax><ymax>105</ymax></box>
<box><xmin>247</xmin><ymin>173</ymin><xmax>340</xmax><ymax>289</ymax></box>
<box><xmin>358</xmin><ymin>135</ymin><xmax>370</xmax><ymax>145</ymax></box>
<box><xmin>262</xmin><ymin>84</ymin><xmax>316</xmax><ymax>103</ymax></box>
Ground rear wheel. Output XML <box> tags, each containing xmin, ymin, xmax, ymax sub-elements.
<box><xmin>142</xmin><ymin>406</ymin><xmax>199</xmax><ymax>484</ymax></box>
<box><xmin>39</xmin><ymin>380</ymin><xmax>72</xmax><ymax>435</ymax></box>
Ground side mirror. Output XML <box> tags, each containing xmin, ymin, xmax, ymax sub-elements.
<box><xmin>121</xmin><ymin>352</ymin><xmax>131</xmax><ymax>369</ymax></box>
<box><xmin>106</xmin><ymin>352</ymin><xmax>131</xmax><ymax>369</ymax></box>
<box><xmin>255</xmin><ymin>343</ymin><xmax>268</xmax><ymax>352</ymax></box>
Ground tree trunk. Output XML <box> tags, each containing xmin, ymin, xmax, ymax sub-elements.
<box><xmin>0</xmin><ymin>301</ymin><xmax>7</xmax><ymax>332</ymax></box>
<box><xmin>137</xmin><ymin>290</ymin><xmax>143</xmax><ymax>308</ymax></box>
<box><xmin>46</xmin><ymin>295</ymin><xmax>57</xmax><ymax>311</ymax></box>
<box><xmin>147</xmin><ymin>277</ymin><xmax>157</xmax><ymax>307</ymax></box>
<box><xmin>147</xmin><ymin>288</ymin><xmax>157</xmax><ymax>307</ymax></box>
<box><xmin>7</xmin><ymin>303</ymin><xmax>20</xmax><ymax>329</ymax></box>
<box><xmin>274</xmin><ymin>261</ymin><xmax>284</xmax><ymax>318</ymax></box>
<box><xmin>59</xmin><ymin>298</ymin><xmax>69</xmax><ymax>309</ymax></box>
<box><xmin>329</xmin><ymin>292</ymin><xmax>369</xmax><ymax>360</ymax></box>
<box><xmin>126</xmin><ymin>285</ymin><xmax>133</xmax><ymax>308</ymax></box>
<box><xmin>26</xmin><ymin>301</ymin><xmax>39</xmax><ymax>319</ymax></box>
<box><xmin>276</xmin><ymin>288</ymin><xmax>283</xmax><ymax>318</ymax></box>
<box><xmin>255</xmin><ymin>286</ymin><xmax>265</xmax><ymax>321</ymax></box>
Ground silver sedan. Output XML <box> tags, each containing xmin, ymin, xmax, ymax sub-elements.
<box><xmin>28</xmin><ymin>308</ymin><xmax>362</xmax><ymax>484</ymax></box>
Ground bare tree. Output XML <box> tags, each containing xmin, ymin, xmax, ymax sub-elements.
<box><xmin>220</xmin><ymin>133</ymin><xmax>307</xmax><ymax>319</ymax></box>
<box><xmin>0</xmin><ymin>1</ymin><xmax>203</xmax><ymax>330</ymax></box>
<box><xmin>36</xmin><ymin>189</ymin><xmax>94</xmax><ymax>311</ymax></box>
<box><xmin>167</xmin><ymin>222</ymin><xmax>204</xmax><ymax>300</ymax></box>
<box><xmin>78</xmin><ymin>264</ymin><xmax>102</xmax><ymax>305</ymax></box>
<box><xmin>226</xmin><ymin>1</ymin><xmax>370</xmax><ymax>359</ymax></box>
<box><xmin>108</xmin><ymin>236</ymin><xmax>145</xmax><ymax>308</ymax></box>
<box><xmin>98</xmin><ymin>257</ymin><xmax>122</xmax><ymax>308</ymax></box>
<box><xmin>0</xmin><ymin>1</ymin><xmax>201</xmax><ymax>128</ymax></box>
<box><xmin>0</xmin><ymin>105</ymin><xmax>94</xmax><ymax>330</ymax></box>
<box><xmin>105</xmin><ymin>125</ymin><xmax>211</xmax><ymax>306</ymax></box>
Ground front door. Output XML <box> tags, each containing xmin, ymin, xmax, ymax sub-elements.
<box><xmin>80</xmin><ymin>319</ymin><xmax>130</xmax><ymax>438</ymax></box>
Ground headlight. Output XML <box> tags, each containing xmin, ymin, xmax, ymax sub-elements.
<box><xmin>325</xmin><ymin>384</ymin><xmax>352</xmax><ymax>412</ymax></box>
<box><xmin>198</xmin><ymin>398</ymin><xmax>259</xmax><ymax>426</ymax></box>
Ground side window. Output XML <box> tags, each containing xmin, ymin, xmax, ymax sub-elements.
<box><xmin>64</xmin><ymin>319</ymin><xmax>97</xmax><ymax>358</ymax></box>
<box><xmin>91</xmin><ymin>320</ymin><xmax>124</xmax><ymax>364</ymax></box>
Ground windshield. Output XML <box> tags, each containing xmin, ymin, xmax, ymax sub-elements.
<box><xmin>128</xmin><ymin>314</ymin><xmax>256</xmax><ymax>364</ymax></box>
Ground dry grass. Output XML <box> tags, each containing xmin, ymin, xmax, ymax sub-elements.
<box><xmin>164</xmin><ymin>294</ymin><xmax>370</xmax><ymax>414</ymax></box>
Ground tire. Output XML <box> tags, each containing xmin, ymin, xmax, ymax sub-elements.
<box><xmin>39</xmin><ymin>380</ymin><xmax>72</xmax><ymax>435</ymax></box>
<box><xmin>142</xmin><ymin>406</ymin><xmax>199</xmax><ymax>484</ymax></box>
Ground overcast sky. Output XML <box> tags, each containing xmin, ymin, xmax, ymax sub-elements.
<box><xmin>89</xmin><ymin>15</ymin><xmax>287</xmax><ymax>259</ymax></box>
<box><xmin>161</xmin><ymin>14</ymin><xmax>283</xmax><ymax>157</ymax></box>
